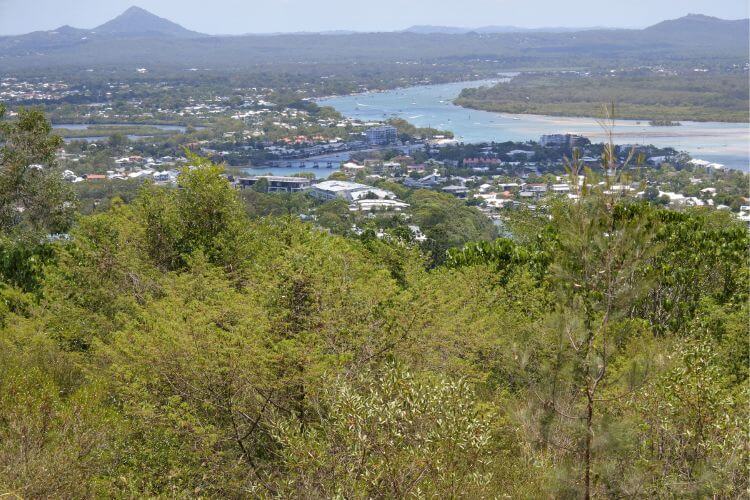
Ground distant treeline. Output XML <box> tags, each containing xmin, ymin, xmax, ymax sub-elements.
<box><xmin>454</xmin><ymin>71</ymin><xmax>750</xmax><ymax>122</ymax></box>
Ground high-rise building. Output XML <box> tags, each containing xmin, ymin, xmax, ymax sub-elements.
<box><xmin>540</xmin><ymin>134</ymin><xmax>590</xmax><ymax>149</ymax></box>
<box><xmin>365</xmin><ymin>125</ymin><xmax>398</xmax><ymax>145</ymax></box>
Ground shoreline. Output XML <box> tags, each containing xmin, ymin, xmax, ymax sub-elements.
<box><xmin>452</xmin><ymin>100</ymin><xmax>750</xmax><ymax>125</ymax></box>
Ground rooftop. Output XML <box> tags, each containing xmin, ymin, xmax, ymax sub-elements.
<box><xmin>313</xmin><ymin>180</ymin><xmax>370</xmax><ymax>192</ymax></box>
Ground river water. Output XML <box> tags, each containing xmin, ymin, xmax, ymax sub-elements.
<box><xmin>319</xmin><ymin>79</ymin><xmax>750</xmax><ymax>171</ymax></box>
<box><xmin>52</xmin><ymin>123</ymin><xmax>193</xmax><ymax>143</ymax></box>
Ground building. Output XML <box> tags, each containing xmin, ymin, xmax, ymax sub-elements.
<box><xmin>539</xmin><ymin>134</ymin><xmax>590</xmax><ymax>150</ymax></box>
<box><xmin>507</xmin><ymin>150</ymin><xmax>536</xmax><ymax>160</ymax></box>
<box><xmin>350</xmin><ymin>199</ymin><xmax>410</xmax><ymax>212</ymax></box>
<box><xmin>442</xmin><ymin>185</ymin><xmax>469</xmax><ymax>198</ymax></box>
<box><xmin>342</xmin><ymin>161</ymin><xmax>365</xmax><ymax>173</ymax></box>
<box><xmin>365</xmin><ymin>125</ymin><xmax>398</xmax><ymax>145</ymax></box>
<box><xmin>519</xmin><ymin>183</ymin><xmax>548</xmax><ymax>199</ymax></box>
<box><xmin>464</xmin><ymin>157</ymin><xmax>501</xmax><ymax>167</ymax></box>
<box><xmin>404</xmin><ymin>171</ymin><xmax>442</xmax><ymax>189</ymax></box>
<box><xmin>152</xmin><ymin>170</ymin><xmax>179</xmax><ymax>184</ymax></box>
<box><xmin>308</xmin><ymin>180</ymin><xmax>396</xmax><ymax>202</ymax></box>
<box><xmin>235</xmin><ymin>176</ymin><xmax>311</xmax><ymax>193</ymax></box>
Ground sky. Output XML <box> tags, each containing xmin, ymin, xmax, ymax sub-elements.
<box><xmin>0</xmin><ymin>0</ymin><xmax>747</xmax><ymax>35</ymax></box>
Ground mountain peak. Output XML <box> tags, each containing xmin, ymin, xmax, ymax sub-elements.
<box><xmin>93</xmin><ymin>6</ymin><xmax>205</xmax><ymax>38</ymax></box>
<box><xmin>122</xmin><ymin>5</ymin><xmax>150</xmax><ymax>14</ymax></box>
<box><xmin>646</xmin><ymin>12</ymin><xmax>748</xmax><ymax>29</ymax></box>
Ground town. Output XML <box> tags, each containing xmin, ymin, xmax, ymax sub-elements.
<box><xmin>1</xmin><ymin>71</ymin><xmax>743</xmax><ymax>256</ymax></box>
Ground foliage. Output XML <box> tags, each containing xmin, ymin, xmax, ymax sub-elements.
<box><xmin>0</xmin><ymin>106</ymin><xmax>76</xmax><ymax>236</ymax></box>
<box><xmin>267</xmin><ymin>365</ymin><xmax>535</xmax><ymax>498</ymax></box>
<box><xmin>410</xmin><ymin>190</ymin><xmax>497</xmax><ymax>265</ymax></box>
<box><xmin>0</xmin><ymin>124</ymin><xmax>746</xmax><ymax>497</ymax></box>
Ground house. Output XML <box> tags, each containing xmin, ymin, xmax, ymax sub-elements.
<box><xmin>408</xmin><ymin>225</ymin><xmax>427</xmax><ymax>242</ymax></box>
<box><xmin>689</xmin><ymin>159</ymin><xmax>725</xmax><ymax>170</ymax></box>
<box><xmin>342</xmin><ymin>161</ymin><xmax>365</xmax><ymax>172</ymax></box>
<box><xmin>464</xmin><ymin>157</ymin><xmax>501</xmax><ymax>167</ymax></box>
<box><xmin>519</xmin><ymin>183</ymin><xmax>548</xmax><ymax>198</ymax></box>
<box><xmin>648</xmin><ymin>156</ymin><xmax>669</xmax><ymax>166</ymax></box>
<box><xmin>153</xmin><ymin>170</ymin><xmax>179</xmax><ymax>184</ymax></box>
<box><xmin>349</xmin><ymin>199</ymin><xmax>410</xmax><ymax>212</ymax></box>
<box><xmin>236</xmin><ymin>176</ymin><xmax>311</xmax><ymax>193</ymax></box>
<box><xmin>404</xmin><ymin>171</ymin><xmax>442</xmax><ymax>189</ymax></box>
<box><xmin>442</xmin><ymin>185</ymin><xmax>469</xmax><ymax>198</ymax></box>
<box><xmin>508</xmin><ymin>150</ymin><xmax>535</xmax><ymax>160</ymax></box>
<box><xmin>390</xmin><ymin>155</ymin><xmax>413</xmax><ymax>165</ymax></box>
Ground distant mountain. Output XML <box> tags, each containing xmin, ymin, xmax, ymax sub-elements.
<box><xmin>0</xmin><ymin>6</ymin><xmax>205</xmax><ymax>58</ymax></box>
<box><xmin>643</xmin><ymin>13</ymin><xmax>748</xmax><ymax>38</ymax></box>
<box><xmin>639</xmin><ymin>13</ymin><xmax>749</xmax><ymax>50</ymax></box>
<box><xmin>0</xmin><ymin>12</ymin><xmax>746</xmax><ymax>74</ymax></box>
<box><xmin>92</xmin><ymin>6</ymin><xmax>205</xmax><ymax>38</ymax></box>
<box><xmin>404</xmin><ymin>25</ymin><xmax>611</xmax><ymax>34</ymax></box>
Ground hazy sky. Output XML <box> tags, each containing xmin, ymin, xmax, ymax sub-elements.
<box><xmin>0</xmin><ymin>0</ymin><xmax>747</xmax><ymax>35</ymax></box>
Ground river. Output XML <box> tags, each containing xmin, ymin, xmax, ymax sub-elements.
<box><xmin>318</xmin><ymin>79</ymin><xmax>750</xmax><ymax>171</ymax></box>
<box><xmin>240</xmin><ymin>152</ymin><xmax>349</xmax><ymax>179</ymax></box>
<box><xmin>52</xmin><ymin>123</ymin><xmax>194</xmax><ymax>143</ymax></box>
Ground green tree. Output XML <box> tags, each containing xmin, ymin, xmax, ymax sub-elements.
<box><xmin>251</xmin><ymin>176</ymin><xmax>269</xmax><ymax>193</ymax></box>
<box><xmin>0</xmin><ymin>106</ymin><xmax>77</xmax><ymax>291</ymax></box>
<box><xmin>410</xmin><ymin>190</ymin><xmax>496</xmax><ymax>265</ymax></box>
<box><xmin>0</xmin><ymin>106</ymin><xmax>75</xmax><ymax>236</ymax></box>
<box><xmin>529</xmin><ymin>117</ymin><xmax>657</xmax><ymax>498</ymax></box>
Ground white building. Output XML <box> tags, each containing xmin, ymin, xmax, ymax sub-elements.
<box><xmin>350</xmin><ymin>199</ymin><xmax>410</xmax><ymax>212</ymax></box>
<box><xmin>308</xmin><ymin>180</ymin><xmax>396</xmax><ymax>202</ymax></box>
<box><xmin>365</xmin><ymin>126</ymin><xmax>398</xmax><ymax>145</ymax></box>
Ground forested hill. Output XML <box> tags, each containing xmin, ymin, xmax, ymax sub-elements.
<box><xmin>0</xmin><ymin>105</ymin><xmax>748</xmax><ymax>497</ymax></box>
<box><xmin>0</xmin><ymin>12</ymin><xmax>747</xmax><ymax>74</ymax></box>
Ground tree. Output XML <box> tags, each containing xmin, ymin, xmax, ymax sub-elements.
<box><xmin>108</xmin><ymin>133</ymin><xmax>128</xmax><ymax>150</ymax></box>
<box><xmin>410</xmin><ymin>190</ymin><xmax>496</xmax><ymax>265</ymax></box>
<box><xmin>327</xmin><ymin>171</ymin><xmax>349</xmax><ymax>181</ymax></box>
<box><xmin>531</xmin><ymin>111</ymin><xmax>656</xmax><ymax>498</ymax></box>
<box><xmin>0</xmin><ymin>106</ymin><xmax>76</xmax><ymax>236</ymax></box>
<box><xmin>0</xmin><ymin>106</ymin><xmax>77</xmax><ymax>292</ymax></box>
<box><xmin>251</xmin><ymin>177</ymin><xmax>269</xmax><ymax>193</ymax></box>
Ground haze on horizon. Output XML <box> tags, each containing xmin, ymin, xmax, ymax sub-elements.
<box><xmin>0</xmin><ymin>0</ymin><xmax>747</xmax><ymax>36</ymax></box>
